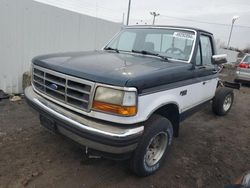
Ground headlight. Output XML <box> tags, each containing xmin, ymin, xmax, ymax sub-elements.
<box><xmin>92</xmin><ymin>86</ymin><xmax>137</xmax><ymax>116</ymax></box>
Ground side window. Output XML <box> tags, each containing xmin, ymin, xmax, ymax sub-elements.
<box><xmin>200</xmin><ymin>35</ymin><xmax>213</xmax><ymax>65</ymax></box>
<box><xmin>195</xmin><ymin>44</ymin><xmax>202</xmax><ymax>66</ymax></box>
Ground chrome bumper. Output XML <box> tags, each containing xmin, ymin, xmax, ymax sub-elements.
<box><xmin>25</xmin><ymin>86</ymin><xmax>144</xmax><ymax>154</ymax></box>
<box><xmin>235</xmin><ymin>70</ymin><xmax>250</xmax><ymax>82</ymax></box>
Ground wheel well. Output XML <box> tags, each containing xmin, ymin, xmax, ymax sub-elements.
<box><xmin>154</xmin><ymin>104</ymin><xmax>180</xmax><ymax>137</ymax></box>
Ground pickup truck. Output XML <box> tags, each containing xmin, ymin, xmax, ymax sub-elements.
<box><xmin>25</xmin><ymin>25</ymin><xmax>235</xmax><ymax>176</ymax></box>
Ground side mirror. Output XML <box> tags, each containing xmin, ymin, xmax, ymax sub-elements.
<box><xmin>212</xmin><ymin>54</ymin><xmax>227</xmax><ymax>65</ymax></box>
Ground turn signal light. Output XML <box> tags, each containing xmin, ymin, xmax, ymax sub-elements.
<box><xmin>92</xmin><ymin>101</ymin><xmax>137</xmax><ymax>116</ymax></box>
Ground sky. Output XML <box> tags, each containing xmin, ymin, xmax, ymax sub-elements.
<box><xmin>35</xmin><ymin>0</ymin><xmax>250</xmax><ymax>49</ymax></box>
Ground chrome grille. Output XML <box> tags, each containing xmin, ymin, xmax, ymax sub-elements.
<box><xmin>32</xmin><ymin>65</ymin><xmax>94</xmax><ymax>112</ymax></box>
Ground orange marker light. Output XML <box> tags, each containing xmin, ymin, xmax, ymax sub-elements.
<box><xmin>92</xmin><ymin>101</ymin><xmax>137</xmax><ymax>116</ymax></box>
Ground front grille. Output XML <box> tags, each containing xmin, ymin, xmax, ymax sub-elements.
<box><xmin>32</xmin><ymin>65</ymin><xmax>94</xmax><ymax>112</ymax></box>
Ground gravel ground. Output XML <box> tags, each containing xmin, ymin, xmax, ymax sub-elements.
<box><xmin>0</xmin><ymin>69</ymin><xmax>249</xmax><ymax>188</ymax></box>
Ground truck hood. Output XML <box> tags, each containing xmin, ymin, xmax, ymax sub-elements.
<box><xmin>32</xmin><ymin>50</ymin><xmax>194</xmax><ymax>93</ymax></box>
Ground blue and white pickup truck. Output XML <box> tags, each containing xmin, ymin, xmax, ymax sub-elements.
<box><xmin>25</xmin><ymin>25</ymin><xmax>235</xmax><ymax>176</ymax></box>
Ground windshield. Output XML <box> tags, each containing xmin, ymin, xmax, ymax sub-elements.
<box><xmin>105</xmin><ymin>28</ymin><xmax>196</xmax><ymax>62</ymax></box>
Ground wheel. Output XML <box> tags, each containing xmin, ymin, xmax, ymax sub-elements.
<box><xmin>130</xmin><ymin>114</ymin><xmax>173</xmax><ymax>177</ymax></box>
<box><xmin>212</xmin><ymin>87</ymin><xmax>234</xmax><ymax>116</ymax></box>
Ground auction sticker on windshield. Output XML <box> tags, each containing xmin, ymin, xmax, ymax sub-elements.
<box><xmin>173</xmin><ymin>32</ymin><xmax>195</xmax><ymax>40</ymax></box>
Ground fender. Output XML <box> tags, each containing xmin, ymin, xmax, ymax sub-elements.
<box><xmin>145</xmin><ymin>101</ymin><xmax>180</xmax><ymax>121</ymax></box>
<box><xmin>90</xmin><ymin>88</ymin><xmax>182</xmax><ymax>125</ymax></box>
<box><xmin>90</xmin><ymin>79</ymin><xmax>217</xmax><ymax>124</ymax></box>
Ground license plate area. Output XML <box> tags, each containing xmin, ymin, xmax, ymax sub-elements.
<box><xmin>40</xmin><ymin>115</ymin><xmax>57</xmax><ymax>132</ymax></box>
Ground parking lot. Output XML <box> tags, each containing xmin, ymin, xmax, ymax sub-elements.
<box><xmin>0</xmin><ymin>69</ymin><xmax>250</xmax><ymax>188</ymax></box>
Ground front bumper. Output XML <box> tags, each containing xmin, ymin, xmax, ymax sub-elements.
<box><xmin>24</xmin><ymin>86</ymin><xmax>144</xmax><ymax>155</ymax></box>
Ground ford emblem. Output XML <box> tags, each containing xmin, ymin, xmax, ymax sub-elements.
<box><xmin>49</xmin><ymin>83</ymin><xmax>58</xmax><ymax>90</ymax></box>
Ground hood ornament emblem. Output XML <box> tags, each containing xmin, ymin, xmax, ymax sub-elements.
<box><xmin>49</xmin><ymin>83</ymin><xmax>58</xmax><ymax>90</ymax></box>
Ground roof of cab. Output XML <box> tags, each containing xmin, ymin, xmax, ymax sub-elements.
<box><xmin>124</xmin><ymin>25</ymin><xmax>213</xmax><ymax>35</ymax></box>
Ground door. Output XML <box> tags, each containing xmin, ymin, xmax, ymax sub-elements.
<box><xmin>194</xmin><ymin>34</ymin><xmax>218</xmax><ymax>103</ymax></box>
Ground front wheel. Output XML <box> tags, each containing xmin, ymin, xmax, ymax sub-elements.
<box><xmin>130</xmin><ymin>114</ymin><xmax>173</xmax><ymax>177</ymax></box>
<box><xmin>212</xmin><ymin>87</ymin><xmax>234</xmax><ymax>116</ymax></box>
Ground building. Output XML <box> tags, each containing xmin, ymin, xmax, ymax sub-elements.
<box><xmin>0</xmin><ymin>0</ymin><xmax>121</xmax><ymax>93</ymax></box>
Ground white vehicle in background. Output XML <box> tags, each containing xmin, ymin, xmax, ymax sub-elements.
<box><xmin>235</xmin><ymin>54</ymin><xmax>250</xmax><ymax>83</ymax></box>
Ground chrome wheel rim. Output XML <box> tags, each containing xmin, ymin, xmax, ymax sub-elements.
<box><xmin>223</xmin><ymin>94</ymin><xmax>232</xmax><ymax>112</ymax></box>
<box><xmin>144</xmin><ymin>132</ymin><xmax>168</xmax><ymax>166</ymax></box>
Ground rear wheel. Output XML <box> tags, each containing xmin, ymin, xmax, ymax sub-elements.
<box><xmin>130</xmin><ymin>114</ymin><xmax>173</xmax><ymax>177</ymax></box>
<box><xmin>212</xmin><ymin>87</ymin><xmax>234</xmax><ymax>116</ymax></box>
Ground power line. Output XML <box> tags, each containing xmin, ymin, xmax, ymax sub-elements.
<box><xmin>160</xmin><ymin>14</ymin><xmax>250</xmax><ymax>29</ymax></box>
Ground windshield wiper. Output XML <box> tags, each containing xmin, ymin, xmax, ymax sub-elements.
<box><xmin>131</xmin><ymin>50</ymin><xmax>169</xmax><ymax>61</ymax></box>
<box><xmin>104</xmin><ymin>47</ymin><xmax>119</xmax><ymax>53</ymax></box>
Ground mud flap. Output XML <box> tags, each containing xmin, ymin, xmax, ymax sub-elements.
<box><xmin>223</xmin><ymin>81</ymin><xmax>240</xmax><ymax>90</ymax></box>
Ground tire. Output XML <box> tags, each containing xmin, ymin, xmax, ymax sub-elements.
<box><xmin>130</xmin><ymin>114</ymin><xmax>173</xmax><ymax>177</ymax></box>
<box><xmin>212</xmin><ymin>87</ymin><xmax>234</xmax><ymax>116</ymax></box>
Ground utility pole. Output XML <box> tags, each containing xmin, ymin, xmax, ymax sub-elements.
<box><xmin>227</xmin><ymin>16</ymin><xmax>239</xmax><ymax>49</ymax></box>
<box><xmin>126</xmin><ymin>0</ymin><xmax>131</xmax><ymax>25</ymax></box>
<box><xmin>150</xmin><ymin>12</ymin><xmax>160</xmax><ymax>25</ymax></box>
